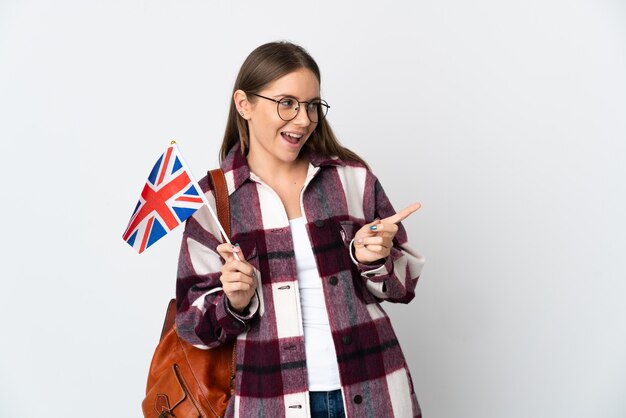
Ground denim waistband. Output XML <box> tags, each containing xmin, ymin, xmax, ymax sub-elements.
<box><xmin>309</xmin><ymin>389</ymin><xmax>345</xmax><ymax>418</ymax></box>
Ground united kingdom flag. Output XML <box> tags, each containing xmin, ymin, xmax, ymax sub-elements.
<box><xmin>122</xmin><ymin>143</ymin><xmax>205</xmax><ymax>253</ymax></box>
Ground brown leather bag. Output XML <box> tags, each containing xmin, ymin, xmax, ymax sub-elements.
<box><xmin>142</xmin><ymin>169</ymin><xmax>235</xmax><ymax>418</ymax></box>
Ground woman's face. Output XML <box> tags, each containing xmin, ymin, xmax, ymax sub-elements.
<box><xmin>244</xmin><ymin>68</ymin><xmax>320</xmax><ymax>166</ymax></box>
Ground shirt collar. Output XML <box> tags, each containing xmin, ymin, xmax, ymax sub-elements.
<box><xmin>220</xmin><ymin>142</ymin><xmax>346</xmax><ymax>193</ymax></box>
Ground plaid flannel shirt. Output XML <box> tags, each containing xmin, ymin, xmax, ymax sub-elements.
<box><xmin>176</xmin><ymin>143</ymin><xmax>425</xmax><ymax>417</ymax></box>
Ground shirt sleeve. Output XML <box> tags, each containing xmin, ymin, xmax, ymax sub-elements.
<box><xmin>175</xmin><ymin>182</ymin><xmax>259</xmax><ymax>350</ymax></box>
<box><xmin>341</xmin><ymin>171</ymin><xmax>425</xmax><ymax>303</ymax></box>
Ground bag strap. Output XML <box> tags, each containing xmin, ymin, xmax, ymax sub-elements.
<box><xmin>208</xmin><ymin>168</ymin><xmax>231</xmax><ymax>239</ymax></box>
<box><xmin>160</xmin><ymin>299</ymin><xmax>177</xmax><ymax>341</ymax></box>
<box><xmin>159</xmin><ymin>169</ymin><xmax>230</xmax><ymax>341</ymax></box>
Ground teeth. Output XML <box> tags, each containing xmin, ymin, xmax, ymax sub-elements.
<box><xmin>284</xmin><ymin>132</ymin><xmax>303</xmax><ymax>139</ymax></box>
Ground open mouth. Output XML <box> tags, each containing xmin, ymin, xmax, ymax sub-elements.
<box><xmin>281</xmin><ymin>131</ymin><xmax>304</xmax><ymax>145</ymax></box>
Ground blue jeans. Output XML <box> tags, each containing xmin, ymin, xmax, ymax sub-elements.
<box><xmin>309</xmin><ymin>389</ymin><xmax>346</xmax><ymax>418</ymax></box>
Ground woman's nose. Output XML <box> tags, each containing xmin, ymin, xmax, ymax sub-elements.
<box><xmin>292</xmin><ymin>106</ymin><xmax>311</xmax><ymax>127</ymax></box>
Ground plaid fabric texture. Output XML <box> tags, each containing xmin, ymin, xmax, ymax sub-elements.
<box><xmin>176</xmin><ymin>143</ymin><xmax>425</xmax><ymax>418</ymax></box>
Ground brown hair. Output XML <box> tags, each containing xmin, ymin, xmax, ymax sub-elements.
<box><xmin>219</xmin><ymin>41</ymin><xmax>368</xmax><ymax>168</ymax></box>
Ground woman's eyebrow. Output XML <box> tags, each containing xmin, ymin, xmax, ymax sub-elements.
<box><xmin>273</xmin><ymin>93</ymin><xmax>321</xmax><ymax>101</ymax></box>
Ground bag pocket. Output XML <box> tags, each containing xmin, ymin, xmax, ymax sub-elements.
<box><xmin>142</xmin><ymin>362</ymin><xmax>204</xmax><ymax>418</ymax></box>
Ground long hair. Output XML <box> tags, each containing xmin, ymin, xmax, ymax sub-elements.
<box><xmin>219</xmin><ymin>41</ymin><xmax>368</xmax><ymax>168</ymax></box>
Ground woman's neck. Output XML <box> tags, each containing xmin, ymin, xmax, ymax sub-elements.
<box><xmin>246</xmin><ymin>144</ymin><xmax>310</xmax><ymax>220</ymax></box>
<box><xmin>247</xmin><ymin>148</ymin><xmax>309</xmax><ymax>185</ymax></box>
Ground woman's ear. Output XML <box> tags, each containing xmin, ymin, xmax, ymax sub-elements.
<box><xmin>234</xmin><ymin>90</ymin><xmax>250</xmax><ymax>120</ymax></box>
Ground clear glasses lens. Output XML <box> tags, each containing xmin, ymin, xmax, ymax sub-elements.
<box><xmin>307</xmin><ymin>100</ymin><xmax>329</xmax><ymax>123</ymax></box>
<box><xmin>277</xmin><ymin>98</ymin><xmax>329</xmax><ymax>123</ymax></box>
<box><xmin>277</xmin><ymin>98</ymin><xmax>298</xmax><ymax>121</ymax></box>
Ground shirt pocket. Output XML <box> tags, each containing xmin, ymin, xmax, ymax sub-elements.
<box><xmin>234</xmin><ymin>235</ymin><xmax>258</xmax><ymax>265</ymax></box>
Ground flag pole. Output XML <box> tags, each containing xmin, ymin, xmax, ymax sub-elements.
<box><xmin>170</xmin><ymin>141</ymin><xmax>240</xmax><ymax>260</ymax></box>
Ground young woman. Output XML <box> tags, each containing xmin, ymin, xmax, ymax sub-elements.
<box><xmin>176</xmin><ymin>41</ymin><xmax>425</xmax><ymax>418</ymax></box>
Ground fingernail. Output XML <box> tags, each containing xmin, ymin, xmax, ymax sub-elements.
<box><xmin>357</xmin><ymin>238</ymin><xmax>363</xmax><ymax>244</ymax></box>
<box><xmin>232</xmin><ymin>244</ymin><xmax>240</xmax><ymax>252</ymax></box>
<box><xmin>370</xmin><ymin>225</ymin><xmax>378</xmax><ymax>231</ymax></box>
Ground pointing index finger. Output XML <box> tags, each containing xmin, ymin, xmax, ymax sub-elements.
<box><xmin>382</xmin><ymin>202</ymin><xmax>422</xmax><ymax>225</ymax></box>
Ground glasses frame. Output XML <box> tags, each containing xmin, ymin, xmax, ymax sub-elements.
<box><xmin>249</xmin><ymin>93</ymin><xmax>330</xmax><ymax>123</ymax></box>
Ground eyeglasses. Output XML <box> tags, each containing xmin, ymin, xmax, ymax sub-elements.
<box><xmin>249</xmin><ymin>93</ymin><xmax>330</xmax><ymax>123</ymax></box>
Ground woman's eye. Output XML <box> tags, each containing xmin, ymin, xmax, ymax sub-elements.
<box><xmin>306</xmin><ymin>102</ymin><xmax>320</xmax><ymax>111</ymax></box>
<box><xmin>280</xmin><ymin>99</ymin><xmax>294</xmax><ymax>107</ymax></box>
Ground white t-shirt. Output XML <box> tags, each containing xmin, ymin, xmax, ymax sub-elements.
<box><xmin>289</xmin><ymin>217</ymin><xmax>342</xmax><ymax>391</ymax></box>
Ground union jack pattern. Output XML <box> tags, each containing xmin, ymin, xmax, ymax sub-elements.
<box><xmin>123</xmin><ymin>144</ymin><xmax>204</xmax><ymax>253</ymax></box>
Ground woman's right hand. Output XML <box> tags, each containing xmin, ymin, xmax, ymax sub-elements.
<box><xmin>216</xmin><ymin>243</ymin><xmax>257</xmax><ymax>314</ymax></box>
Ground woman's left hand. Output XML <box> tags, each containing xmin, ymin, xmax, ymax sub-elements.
<box><xmin>353</xmin><ymin>202</ymin><xmax>421</xmax><ymax>264</ymax></box>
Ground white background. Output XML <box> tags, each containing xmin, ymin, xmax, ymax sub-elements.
<box><xmin>1</xmin><ymin>1</ymin><xmax>625</xmax><ymax>417</ymax></box>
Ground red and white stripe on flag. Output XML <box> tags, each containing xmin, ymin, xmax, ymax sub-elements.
<box><xmin>122</xmin><ymin>143</ymin><xmax>204</xmax><ymax>253</ymax></box>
